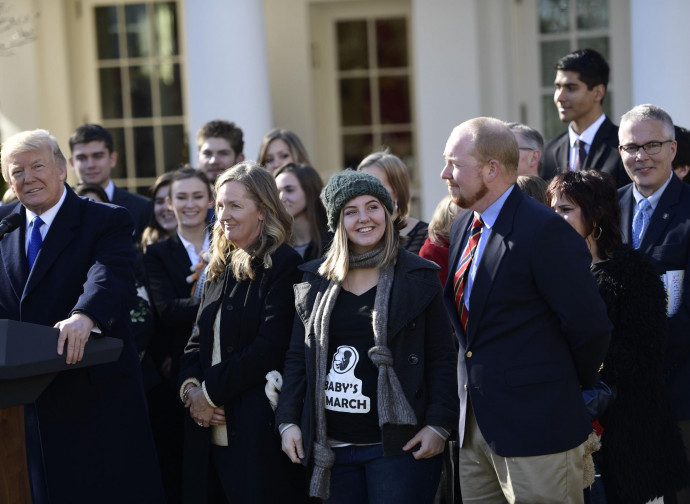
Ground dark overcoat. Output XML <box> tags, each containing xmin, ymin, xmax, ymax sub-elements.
<box><xmin>276</xmin><ymin>247</ymin><xmax>459</xmax><ymax>467</ymax></box>
<box><xmin>0</xmin><ymin>186</ymin><xmax>164</xmax><ymax>503</ymax></box>
<box><xmin>178</xmin><ymin>243</ymin><xmax>306</xmax><ymax>504</ymax></box>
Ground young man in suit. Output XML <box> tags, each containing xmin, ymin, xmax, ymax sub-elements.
<box><xmin>69</xmin><ymin>124</ymin><xmax>151</xmax><ymax>242</ymax></box>
<box><xmin>540</xmin><ymin>49</ymin><xmax>630</xmax><ymax>187</ymax></box>
<box><xmin>441</xmin><ymin>117</ymin><xmax>611</xmax><ymax>503</ymax></box>
<box><xmin>0</xmin><ymin>129</ymin><xmax>164</xmax><ymax>502</ymax></box>
<box><xmin>617</xmin><ymin>104</ymin><xmax>690</xmax><ymax>502</ymax></box>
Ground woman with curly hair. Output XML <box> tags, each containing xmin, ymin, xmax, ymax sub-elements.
<box><xmin>178</xmin><ymin>162</ymin><xmax>307</xmax><ymax>503</ymax></box>
<box><xmin>547</xmin><ymin>170</ymin><xmax>689</xmax><ymax>504</ymax></box>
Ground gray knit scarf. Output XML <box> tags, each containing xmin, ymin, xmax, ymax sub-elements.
<box><xmin>309</xmin><ymin>246</ymin><xmax>418</xmax><ymax>500</ymax></box>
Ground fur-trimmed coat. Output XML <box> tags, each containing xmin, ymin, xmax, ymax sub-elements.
<box><xmin>593</xmin><ymin>247</ymin><xmax>689</xmax><ymax>503</ymax></box>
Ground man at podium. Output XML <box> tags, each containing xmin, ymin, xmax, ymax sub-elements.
<box><xmin>0</xmin><ymin>130</ymin><xmax>164</xmax><ymax>503</ymax></box>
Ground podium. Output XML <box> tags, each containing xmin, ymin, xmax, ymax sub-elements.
<box><xmin>0</xmin><ymin>319</ymin><xmax>123</xmax><ymax>504</ymax></box>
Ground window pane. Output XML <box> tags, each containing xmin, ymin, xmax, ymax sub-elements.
<box><xmin>539</xmin><ymin>0</ymin><xmax>570</xmax><ymax>34</ymax></box>
<box><xmin>130</xmin><ymin>65</ymin><xmax>153</xmax><ymax>118</ymax></box>
<box><xmin>133</xmin><ymin>126</ymin><xmax>156</xmax><ymax>177</ymax></box>
<box><xmin>379</xmin><ymin>76</ymin><xmax>410</xmax><ymax>124</ymax></box>
<box><xmin>125</xmin><ymin>4</ymin><xmax>151</xmax><ymax>58</ymax></box>
<box><xmin>340</xmin><ymin>78</ymin><xmax>371</xmax><ymax>127</ymax></box>
<box><xmin>95</xmin><ymin>6</ymin><xmax>119</xmax><ymax>60</ymax></box>
<box><xmin>540</xmin><ymin>40</ymin><xmax>570</xmax><ymax>87</ymax></box>
<box><xmin>159</xmin><ymin>63</ymin><xmax>183</xmax><ymax>116</ymax></box>
<box><xmin>577</xmin><ymin>37</ymin><xmax>609</xmax><ymax>62</ymax></box>
<box><xmin>577</xmin><ymin>0</ymin><xmax>608</xmax><ymax>30</ymax></box>
<box><xmin>154</xmin><ymin>2</ymin><xmax>179</xmax><ymax>57</ymax></box>
<box><xmin>376</xmin><ymin>18</ymin><xmax>407</xmax><ymax>68</ymax></box>
<box><xmin>337</xmin><ymin>20</ymin><xmax>368</xmax><ymax>71</ymax></box>
<box><xmin>162</xmin><ymin>125</ymin><xmax>186</xmax><ymax>171</ymax></box>
<box><xmin>542</xmin><ymin>94</ymin><xmax>567</xmax><ymax>140</ymax></box>
<box><xmin>342</xmin><ymin>134</ymin><xmax>373</xmax><ymax>170</ymax></box>
<box><xmin>99</xmin><ymin>68</ymin><xmax>124</xmax><ymax>119</ymax></box>
<box><xmin>109</xmin><ymin>127</ymin><xmax>127</xmax><ymax>179</ymax></box>
<box><xmin>381</xmin><ymin>131</ymin><xmax>414</xmax><ymax>175</ymax></box>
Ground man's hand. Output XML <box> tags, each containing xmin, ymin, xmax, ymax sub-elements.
<box><xmin>402</xmin><ymin>426</ymin><xmax>446</xmax><ymax>460</ymax></box>
<box><xmin>54</xmin><ymin>313</ymin><xmax>95</xmax><ymax>365</ymax></box>
<box><xmin>186</xmin><ymin>387</ymin><xmax>215</xmax><ymax>427</ymax></box>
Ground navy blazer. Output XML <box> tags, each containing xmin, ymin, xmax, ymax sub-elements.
<box><xmin>540</xmin><ymin>117</ymin><xmax>631</xmax><ymax>188</ymax></box>
<box><xmin>444</xmin><ymin>186</ymin><xmax>611</xmax><ymax>457</ymax></box>
<box><xmin>112</xmin><ymin>185</ymin><xmax>151</xmax><ymax>243</ymax></box>
<box><xmin>619</xmin><ymin>176</ymin><xmax>690</xmax><ymax>419</ymax></box>
<box><xmin>0</xmin><ymin>186</ymin><xmax>164</xmax><ymax>503</ymax></box>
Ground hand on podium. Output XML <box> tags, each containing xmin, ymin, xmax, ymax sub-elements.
<box><xmin>54</xmin><ymin>313</ymin><xmax>94</xmax><ymax>365</ymax></box>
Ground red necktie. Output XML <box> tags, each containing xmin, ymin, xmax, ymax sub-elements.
<box><xmin>453</xmin><ymin>215</ymin><xmax>484</xmax><ymax>331</ymax></box>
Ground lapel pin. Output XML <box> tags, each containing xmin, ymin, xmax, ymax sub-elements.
<box><xmin>663</xmin><ymin>213</ymin><xmax>669</xmax><ymax>219</ymax></box>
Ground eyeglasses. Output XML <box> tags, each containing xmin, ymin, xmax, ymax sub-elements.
<box><xmin>618</xmin><ymin>140</ymin><xmax>673</xmax><ymax>156</ymax></box>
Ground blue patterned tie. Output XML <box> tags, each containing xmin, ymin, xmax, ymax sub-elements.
<box><xmin>632</xmin><ymin>199</ymin><xmax>651</xmax><ymax>249</ymax></box>
<box><xmin>27</xmin><ymin>216</ymin><xmax>44</xmax><ymax>269</ymax></box>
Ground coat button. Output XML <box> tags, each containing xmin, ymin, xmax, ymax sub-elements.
<box><xmin>464</xmin><ymin>384</ymin><xmax>468</xmax><ymax>391</ymax></box>
<box><xmin>408</xmin><ymin>354</ymin><xmax>419</xmax><ymax>365</ymax></box>
<box><xmin>226</xmin><ymin>303</ymin><xmax>233</xmax><ymax>311</ymax></box>
<box><xmin>405</xmin><ymin>321</ymin><xmax>416</xmax><ymax>330</ymax></box>
<box><xmin>226</xmin><ymin>346</ymin><xmax>233</xmax><ymax>354</ymax></box>
<box><xmin>466</xmin><ymin>351</ymin><xmax>473</xmax><ymax>358</ymax></box>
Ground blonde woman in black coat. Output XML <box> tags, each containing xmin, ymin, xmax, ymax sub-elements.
<box><xmin>178</xmin><ymin>163</ymin><xmax>306</xmax><ymax>503</ymax></box>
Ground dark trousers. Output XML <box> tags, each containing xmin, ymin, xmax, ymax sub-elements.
<box><xmin>327</xmin><ymin>444</ymin><xmax>443</xmax><ymax>504</ymax></box>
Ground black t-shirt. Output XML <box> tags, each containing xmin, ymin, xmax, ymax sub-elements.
<box><xmin>325</xmin><ymin>286</ymin><xmax>380</xmax><ymax>444</ymax></box>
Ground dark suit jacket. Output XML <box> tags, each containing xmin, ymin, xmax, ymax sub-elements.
<box><xmin>112</xmin><ymin>185</ymin><xmax>151</xmax><ymax>243</ymax></box>
<box><xmin>443</xmin><ymin>186</ymin><xmax>611</xmax><ymax>457</ymax></box>
<box><xmin>0</xmin><ymin>186</ymin><xmax>164</xmax><ymax>503</ymax></box>
<box><xmin>619</xmin><ymin>176</ymin><xmax>690</xmax><ymax>419</ymax></box>
<box><xmin>144</xmin><ymin>233</ymin><xmax>200</xmax><ymax>378</ymax></box>
<box><xmin>178</xmin><ymin>244</ymin><xmax>306</xmax><ymax>504</ymax></box>
<box><xmin>540</xmin><ymin>117</ymin><xmax>630</xmax><ymax>188</ymax></box>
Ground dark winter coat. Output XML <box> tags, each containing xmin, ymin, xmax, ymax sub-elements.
<box><xmin>593</xmin><ymin>247</ymin><xmax>690</xmax><ymax>503</ymax></box>
<box><xmin>276</xmin><ymin>246</ymin><xmax>459</xmax><ymax>467</ymax></box>
<box><xmin>178</xmin><ymin>244</ymin><xmax>307</xmax><ymax>504</ymax></box>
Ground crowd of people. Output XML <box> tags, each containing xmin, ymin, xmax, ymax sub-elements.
<box><xmin>1</xmin><ymin>47</ymin><xmax>689</xmax><ymax>504</ymax></box>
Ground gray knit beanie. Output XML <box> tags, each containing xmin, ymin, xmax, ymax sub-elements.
<box><xmin>320</xmin><ymin>170</ymin><xmax>394</xmax><ymax>232</ymax></box>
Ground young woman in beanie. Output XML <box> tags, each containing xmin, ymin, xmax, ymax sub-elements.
<box><xmin>276</xmin><ymin>170</ymin><xmax>458</xmax><ymax>503</ymax></box>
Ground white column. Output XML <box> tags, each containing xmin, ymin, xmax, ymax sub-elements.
<box><xmin>629</xmin><ymin>0</ymin><xmax>690</xmax><ymax>127</ymax></box>
<box><xmin>183</xmin><ymin>0</ymin><xmax>273</xmax><ymax>164</ymax></box>
<box><xmin>412</xmin><ymin>0</ymin><xmax>482</xmax><ymax>220</ymax></box>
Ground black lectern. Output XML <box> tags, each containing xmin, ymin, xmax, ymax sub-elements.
<box><xmin>0</xmin><ymin>319</ymin><xmax>124</xmax><ymax>503</ymax></box>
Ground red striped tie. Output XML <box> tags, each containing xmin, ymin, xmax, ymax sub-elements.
<box><xmin>453</xmin><ymin>215</ymin><xmax>484</xmax><ymax>331</ymax></box>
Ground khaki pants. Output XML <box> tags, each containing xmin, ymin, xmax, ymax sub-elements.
<box><xmin>459</xmin><ymin>403</ymin><xmax>585</xmax><ymax>504</ymax></box>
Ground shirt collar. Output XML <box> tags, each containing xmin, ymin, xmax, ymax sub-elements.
<box><xmin>104</xmin><ymin>180</ymin><xmax>115</xmax><ymax>201</ymax></box>
<box><xmin>478</xmin><ymin>185</ymin><xmax>514</xmax><ymax>229</ymax></box>
<box><xmin>25</xmin><ymin>184</ymin><xmax>67</xmax><ymax>229</ymax></box>
<box><xmin>177</xmin><ymin>230</ymin><xmax>210</xmax><ymax>260</ymax></box>
<box><xmin>632</xmin><ymin>171</ymin><xmax>674</xmax><ymax>210</ymax></box>
<box><xmin>568</xmin><ymin>113</ymin><xmax>606</xmax><ymax>147</ymax></box>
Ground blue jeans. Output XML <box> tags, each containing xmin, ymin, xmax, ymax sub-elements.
<box><xmin>326</xmin><ymin>444</ymin><xmax>443</xmax><ymax>504</ymax></box>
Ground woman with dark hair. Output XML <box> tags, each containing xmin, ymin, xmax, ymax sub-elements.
<box><xmin>258</xmin><ymin>128</ymin><xmax>311</xmax><ymax>173</ymax></box>
<box><xmin>358</xmin><ymin>150</ymin><xmax>429</xmax><ymax>255</ymax></box>
<box><xmin>75</xmin><ymin>182</ymin><xmax>109</xmax><ymax>202</ymax></box>
<box><xmin>143</xmin><ymin>167</ymin><xmax>214</xmax><ymax>503</ymax></box>
<box><xmin>275</xmin><ymin>162</ymin><xmax>331</xmax><ymax>261</ymax></box>
<box><xmin>547</xmin><ymin>170</ymin><xmax>689</xmax><ymax>504</ymax></box>
<box><xmin>277</xmin><ymin>170</ymin><xmax>457</xmax><ymax>503</ymax></box>
<box><xmin>178</xmin><ymin>162</ymin><xmax>306</xmax><ymax>503</ymax></box>
<box><xmin>141</xmin><ymin>171</ymin><xmax>177</xmax><ymax>252</ymax></box>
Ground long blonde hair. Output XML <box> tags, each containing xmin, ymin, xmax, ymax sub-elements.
<box><xmin>318</xmin><ymin>200</ymin><xmax>401</xmax><ymax>282</ymax></box>
<box><xmin>207</xmin><ymin>162</ymin><xmax>292</xmax><ymax>281</ymax></box>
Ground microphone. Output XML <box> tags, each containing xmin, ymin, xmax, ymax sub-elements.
<box><xmin>0</xmin><ymin>213</ymin><xmax>22</xmax><ymax>241</ymax></box>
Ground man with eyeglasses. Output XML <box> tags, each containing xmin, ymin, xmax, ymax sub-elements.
<box><xmin>618</xmin><ymin>103</ymin><xmax>690</xmax><ymax>503</ymax></box>
<box><xmin>507</xmin><ymin>122</ymin><xmax>544</xmax><ymax>177</ymax></box>
<box><xmin>540</xmin><ymin>49</ymin><xmax>630</xmax><ymax>187</ymax></box>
